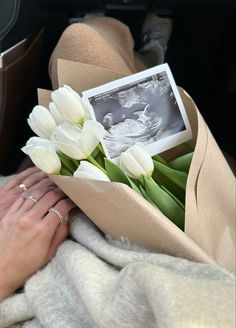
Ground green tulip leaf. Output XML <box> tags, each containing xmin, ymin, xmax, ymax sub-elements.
<box><xmin>94</xmin><ymin>153</ymin><xmax>105</xmax><ymax>169</ymax></box>
<box><xmin>144</xmin><ymin>177</ymin><xmax>185</xmax><ymax>230</ymax></box>
<box><xmin>139</xmin><ymin>185</ymin><xmax>157</xmax><ymax>207</ymax></box>
<box><xmin>58</xmin><ymin>152</ymin><xmax>76</xmax><ymax>174</ymax></box>
<box><xmin>105</xmin><ymin>159</ymin><xmax>131</xmax><ymax>185</ymax></box>
<box><xmin>71</xmin><ymin>158</ymin><xmax>80</xmax><ymax>168</ymax></box>
<box><xmin>60</xmin><ymin>168</ymin><xmax>72</xmax><ymax>176</ymax></box>
<box><xmin>91</xmin><ymin>147</ymin><xmax>100</xmax><ymax>158</ymax></box>
<box><xmin>181</xmin><ymin>142</ymin><xmax>194</xmax><ymax>153</ymax></box>
<box><xmin>161</xmin><ymin>185</ymin><xmax>185</xmax><ymax>211</ymax></box>
<box><xmin>153</xmin><ymin>160</ymin><xmax>187</xmax><ymax>190</ymax></box>
<box><xmin>152</xmin><ymin>154</ymin><xmax>167</xmax><ymax>164</ymax></box>
<box><xmin>128</xmin><ymin>178</ymin><xmax>143</xmax><ymax>195</ymax></box>
<box><xmin>105</xmin><ymin>159</ymin><xmax>142</xmax><ymax>195</ymax></box>
<box><xmin>152</xmin><ymin>160</ymin><xmax>187</xmax><ymax>202</ymax></box>
<box><xmin>168</xmin><ymin>152</ymin><xmax>193</xmax><ymax>173</ymax></box>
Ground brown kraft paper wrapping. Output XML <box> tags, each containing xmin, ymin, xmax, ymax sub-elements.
<box><xmin>38</xmin><ymin>59</ymin><xmax>235</xmax><ymax>272</ymax></box>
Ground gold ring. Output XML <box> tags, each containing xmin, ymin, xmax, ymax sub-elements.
<box><xmin>22</xmin><ymin>192</ymin><xmax>37</xmax><ymax>204</ymax></box>
<box><xmin>19</xmin><ymin>183</ymin><xmax>27</xmax><ymax>191</ymax></box>
<box><xmin>48</xmin><ymin>207</ymin><xmax>66</xmax><ymax>224</ymax></box>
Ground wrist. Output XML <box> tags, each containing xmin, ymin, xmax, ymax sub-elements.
<box><xmin>0</xmin><ymin>279</ymin><xmax>14</xmax><ymax>301</ymax></box>
<box><xmin>0</xmin><ymin>265</ymin><xmax>19</xmax><ymax>301</ymax></box>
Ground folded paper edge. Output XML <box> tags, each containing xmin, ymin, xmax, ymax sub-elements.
<box><xmin>50</xmin><ymin>174</ymin><xmax>217</xmax><ymax>266</ymax></box>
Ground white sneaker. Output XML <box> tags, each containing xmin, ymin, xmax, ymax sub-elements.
<box><xmin>139</xmin><ymin>15</ymin><xmax>173</xmax><ymax>64</ymax></box>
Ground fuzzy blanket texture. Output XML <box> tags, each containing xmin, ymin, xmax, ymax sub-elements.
<box><xmin>0</xmin><ymin>206</ymin><xmax>235</xmax><ymax>327</ymax></box>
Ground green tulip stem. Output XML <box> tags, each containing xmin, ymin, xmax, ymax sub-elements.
<box><xmin>139</xmin><ymin>175</ymin><xmax>154</xmax><ymax>187</ymax></box>
<box><xmin>97</xmin><ymin>143</ymin><xmax>105</xmax><ymax>156</ymax></box>
<box><xmin>150</xmin><ymin>176</ymin><xmax>157</xmax><ymax>184</ymax></box>
<box><xmin>87</xmin><ymin>155</ymin><xmax>107</xmax><ymax>175</ymax></box>
<box><xmin>138</xmin><ymin>176</ymin><xmax>145</xmax><ymax>187</ymax></box>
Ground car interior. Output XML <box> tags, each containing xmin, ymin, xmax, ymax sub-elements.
<box><xmin>0</xmin><ymin>0</ymin><xmax>235</xmax><ymax>175</ymax></box>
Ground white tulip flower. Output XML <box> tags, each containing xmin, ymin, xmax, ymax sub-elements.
<box><xmin>22</xmin><ymin>136</ymin><xmax>55</xmax><ymax>153</ymax></box>
<box><xmin>119</xmin><ymin>144</ymin><xmax>154</xmax><ymax>180</ymax></box>
<box><xmin>27</xmin><ymin>105</ymin><xmax>57</xmax><ymax>139</ymax></box>
<box><xmin>51</xmin><ymin>85</ymin><xmax>86</xmax><ymax>124</ymax></box>
<box><xmin>51</xmin><ymin>120</ymin><xmax>106</xmax><ymax>160</ymax></box>
<box><xmin>22</xmin><ymin>139</ymin><xmax>61</xmax><ymax>174</ymax></box>
<box><xmin>74</xmin><ymin>161</ymin><xmax>110</xmax><ymax>181</ymax></box>
<box><xmin>49</xmin><ymin>102</ymin><xmax>64</xmax><ymax>124</ymax></box>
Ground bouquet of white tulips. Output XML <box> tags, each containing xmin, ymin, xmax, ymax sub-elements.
<box><xmin>24</xmin><ymin>59</ymin><xmax>235</xmax><ymax>270</ymax></box>
<box><xmin>20</xmin><ymin>57</ymin><xmax>235</xmax><ymax>273</ymax></box>
<box><xmin>22</xmin><ymin>85</ymin><xmax>193</xmax><ymax>231</ymax></box>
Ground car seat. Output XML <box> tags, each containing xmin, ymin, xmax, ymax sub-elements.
<box><xmin>0</xmin><ymin>0</ymin><xmax>45</xmax><ymax>174</ymax></box>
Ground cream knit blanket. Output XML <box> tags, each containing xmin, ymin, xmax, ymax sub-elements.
<box><xmin>0</xmin><ymin>208</ymin><xmax>235</xmax><ymax>328</ymax></box>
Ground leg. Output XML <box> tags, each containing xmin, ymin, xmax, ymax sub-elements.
<box><xmin>49</xmin><ymin>17</ymin><xmax>138</xmax><ymax>88</ymax></box>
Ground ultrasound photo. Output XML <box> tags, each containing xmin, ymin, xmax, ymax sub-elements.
<box><xmin>83</xmin><ymin>64</ymin><xmax>192</xmax><ymax>159</ymax></box>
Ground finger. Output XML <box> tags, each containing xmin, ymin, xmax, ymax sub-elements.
<box><xmin>2</xmin><ymin>166</ymin><xmax>40</xmax><ymax>190</ymax></box>
<box><xmin>46</xmin><ymin>224</ymin><xmax>69</xmax><ymax>261</ymax></box>
<box><xmin>43</xmin><ymin>198</ymin><xmax>75</xmax><ymax>231</ymax></box>
<box><xmin>27</xmin><ymin>177</ymin><xmax>56</xmax><ymax>194</ymax></box>
<box><xmin>7</xmin><ymin>178</ymin><xmax>58</xmax><ymax>214</ymax></box>
<box><xmin>41</xmin><ymin>198</ymin><xmax>75</xmax><ymax>262</ymax></box>
<box><xmin>20</xmin><ymin>187</ymin><xmax>64</xmax><ymax>214</ymax></box>
<box><xmin>23</xmin><ymin>171</ymin><xmax>53</xmax><ymax>189</ymax></box>
<box><xmin>26</xmin><ymin>189</ymin><xmax>67</xmax><ymax>219</ymax></box>
<box><xmin>21</xmin><ymin>170</ymin><xmax>48</xmax><ymax>190</ymax></box>
<box><xmin>4</xmin><ymin>195</ymin><xmax>26</xmax><ymax>216</ymax></box>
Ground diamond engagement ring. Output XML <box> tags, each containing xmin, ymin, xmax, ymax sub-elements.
<box><xmin>19</xmin><ymin>183</ymin><xmax>28</xmax><ymax>191</ymax></box>
<box><xmin>22</xmin><ymin>192</ymin><xmax>38</xmax><ymax>203</ymax></box>
<box><xmin>48</xmin><ymin>207</ymin><xmax>66</xmax><ymax>224</ymax></box>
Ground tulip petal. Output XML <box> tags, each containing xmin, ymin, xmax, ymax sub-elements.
<box><xmin>74</xmin><ymin>161</ymin><xmax>110</xmax><ymax>181</ymax></box>
<box><xmin>74</xmin><ymin>171</ymin><xmax>99</xmax><ymax>180</ymax></box>
<box><xmin>120</xmin><ymin>152</ymin><xmax>146</xmax><ymax>179</ymax></box>
<box><xmin>56</xmin><ymin>141</ymin><xmax>86</xmax><ymax>160</ymax></box>
<box><xmin>129</xmin><ymin>145</ymin><xmax>154</xmax><ymax>177</ymax></box>
<box><xmin>49</xmin><ymin>102</ymin><xmax>64</xmax><ymax>124</ymax></box>
<box><xmin>27</xmin><ymin>118</ymin><xmax>48</xmax><ymax>139</ymax></box>
<box><xmin>52</xmin><ymin>123</ymin><xmax>82</xmax><ymax>140</ymax></box>
<box><xmin>51</xmin><ymin>123</ymin><xmax>86</xmax><ymax>159</ymax></box>
<box><xmin>119</xmin><ymin>144</ymin><xmax>154</xmax><ymax>180</ymax></box>
<box><xmin>26</xmin><ymin>136</ymin><xmax>54</xmax><ymax>147</ymax></box>
<box><xmin>22</xmin><ymin>137</ymin><xmax>55</xmax><ymax>155</ymax></box>
<box><xmin>28</xmin><ymin>105</ymin><xmax>57</xmax><ymax>138</ymax></box>
<box><xmin>51</xmin><ymin>85</ymin><xmax>85</xmax><ymax>124</ymax></box>
<box><xmin>24</xmin><ymin>145</ymin><xmax>61</xmax><ymax>174</ymax></box>
<box><xmin>51</xmin><ymin>121</ymin><xmax>105</xmax><ymax>160</ymax></box>
<box><xmin>80</xmin><ymin>120</ymin><xmax>106</xmax><ymax>157</ymax></box>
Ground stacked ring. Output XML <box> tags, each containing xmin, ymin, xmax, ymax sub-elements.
<box><xmin>22</xmin><ymin>192</ymin><xmax>38</xmax><ymax>204</ymax></box>
<box><xmin>49</xmin><ymin>207</ymin><xmax>67</xmax><ymax>224</ymax></box>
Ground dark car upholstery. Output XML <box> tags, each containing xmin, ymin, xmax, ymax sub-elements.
<box><xmin>0</xmin><ymin>0</ymin><xmax>235</xmax><ymax>174</ymax></box>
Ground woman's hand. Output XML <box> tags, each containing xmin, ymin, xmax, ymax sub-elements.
<box><xmin>0</xmin><ymin>173</ymin><xmax>75</xmax><ymax>301</ymax></box>
<box><xmin>0</xmin><ymin>166</ymin><xmax>53</xmax><ymax>219</ymax></box>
